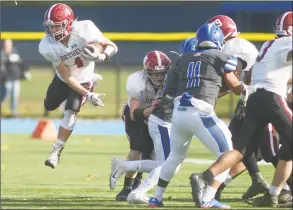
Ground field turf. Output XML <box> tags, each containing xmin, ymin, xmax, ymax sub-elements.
<box><xmin>1</xmin><ymin>133</ymin><xmax>282</xmax><ymax>209</ymax></box>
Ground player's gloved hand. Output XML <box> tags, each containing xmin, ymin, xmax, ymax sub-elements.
<box><xmin>95</xmin><ymin>53</ymin><xmax>107</xmax><ymax>62</ymax></box>
<box><xmin>86</xmin><ymin>92</ymin><xmax>105</xmax><ymax>107</ymax></box>
<box><xmin>234</xmin><ymin>84</ymin><xmax>258</xmax><ymax>119</ymax></box>
<box><xmin>81</xmin><ymin>44</ymin><xmax>102</xmax><ymax>61</ymax></box>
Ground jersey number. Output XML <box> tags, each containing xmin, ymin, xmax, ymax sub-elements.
<box><xmin>256</xmin><ymin>40</ymin><xmax>275</xmax><ymax>62</ymax></box>
<box><xmin>186</xmin><ymin>61</ymin><xmax>201</xmax><ymax>88</ymax></box>
<box><xmin>75</xmin><ymin>57</ymin><xmax>84</xmax><ymax>68</ymax></box>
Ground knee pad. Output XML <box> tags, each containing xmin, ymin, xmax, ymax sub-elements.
<box><xmin>60</xmin><ymin>110</ymin><xmax>77</xmax><ymax>130</ymax></box>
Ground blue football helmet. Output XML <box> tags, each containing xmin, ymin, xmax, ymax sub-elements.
<box><xmin>194</xmin><ymin>23</ymin><xmax>225</xmax><ymax>51</ymax></box>
<box><xmin>179</xmin><ymin>37</ymin><xmax>197</xmax><ymax>54</ymax></box>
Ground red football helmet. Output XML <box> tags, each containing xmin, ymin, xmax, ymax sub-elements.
<box><xmin>275</xmin><ymin>11</ymin><xmax>292</xmax><ymax>36</ymax></box>
<box><xmin>207</xmin><ymin>15</ymin><xmax>239</xmax><ymax>41</ymax></box>
<box><xmin>143</xmin><ymin>51</ymin><xmax>171</xmax><ymax>87</ymax></box>
<box><xmin>43</xmin><ymin>3</ymin><xmax>75</xmax><ymax>42</ymax></box>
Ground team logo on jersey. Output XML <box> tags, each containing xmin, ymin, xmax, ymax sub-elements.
<box><xmin>60</xmin><ymin>48</ymin><xmax>82</xmax><ymax>61</ymax></box>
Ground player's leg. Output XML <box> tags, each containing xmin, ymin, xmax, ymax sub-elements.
<box><xmin>43</xmin><ymin>75</ymin><xmax>70</xmax><ymax>168</ymax></box>
<box><xmin>44</xmin><ymin>80</ymin><xmax>92</xmax><ymax>169</ymax></box>
<box><xmin>114</xmin><ymin>105</ymin><xmax>148</xmax><ymax>201</ymax></box>
<box><xmin>149</xmin><ymin>108</ymin><xmax>193</xmax><ymax>207</ymax></box>
<box><xmin>198</xmin><ymin>91</ymin><xmax>267</xmax><ymax>205</ymax></box>
<box><xmin>127</xmin><ymin>120</ymin><xmax>173</xmax><ymax>204</ymax></box>
<box><xmin>251</xmin><ymin>94</ymin><xmax>292</xmax><ymax>207</ymax></box>
<box><xmin>190</xmin><ymin>113</ymin><xmax>232</xmax><ymax>208</ymax></box>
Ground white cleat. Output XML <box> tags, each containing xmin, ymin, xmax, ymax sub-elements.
<box><xmin>109</xmin><ymin>157</ymin><xmax>125</xmax><ymax>190</ymax></box>
<box><xmin>127</xmin><ymin>191</ymin><xmax>149</xmax><ymax>204</ymax></box>
<box><xmin>44</xmin><ymin>143</ymin><xmax>64</xmax><ymax>169</ymax></box>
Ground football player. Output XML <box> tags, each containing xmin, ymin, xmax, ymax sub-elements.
<box><xmin>38</xmin><ymin>3</ymin><xmax>118</xmax><ymax>169</ymax></box>
<box><xmin>109</xmin><ymin>39</ymin><xmax>195</xmax><ymax>204</ymax></box>
<box><xmin>205</xmin><ymin>14</ymin><xmax>292</xmax><ymax>204</ymax></box>
<box><xmin>206</xmin><ymin>15</ymin><xmax>273</xmax><ymax>200</ymax></box>
<box><xmin>111</xmin><ymin>51</ymin><xmax>171</xmax><ymax>201</ymax></box>
<box><xmin>148</xmin><ymin>23</ymin><xmax>246</xmax><ymax>208</ymax></box>
<box><xmin>194</xmin><ymin>11</ymin><xmax>292</xmax><ymax>208</ymax></box>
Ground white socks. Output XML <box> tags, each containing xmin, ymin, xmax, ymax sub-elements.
<box><xmin>55</xmin><ymin>139</ymin><xmax>65</xmax><ymax>147</ymax></box>
<box><xmin>269</xmin><ymin>185</ymin><xmax>282</xmax><ymax>196</ymax></box>
<box><xmin>122</xmin><ymin>160</ymin><xmax>157</xmax><ymax>173</ymax></box>
<box><xmin>203</xmin><ymin>185</ymin><xmax>217</xmax><ymax>203</ymax></box>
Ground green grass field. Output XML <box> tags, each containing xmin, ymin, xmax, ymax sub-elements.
<box><xmin>1</xmin><ymin>133</ymin><xmax>279</xmax><ymax>209</ymax></box>
<box><xmin>1</xmin><ymin>66</ymin><xmax>239</xmax><ymax>119</ymax></box>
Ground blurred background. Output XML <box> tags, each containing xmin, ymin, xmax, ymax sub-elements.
<box><xmin>1</xmin><ymin>1</ymin><xmax>291</xmax><ymax>119</ymax></box>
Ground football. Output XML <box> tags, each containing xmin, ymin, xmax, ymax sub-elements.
<box><xmin>84</xmin><ymin>43</ymin><xmax>104</xmax><ymax>54</ymax></box>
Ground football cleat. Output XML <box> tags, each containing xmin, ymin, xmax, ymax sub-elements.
<box><xmin>201</xmin><ymin>199</ymin><xmax>231</xmax><ymax>209</ymax></box>
<box><xmin>109</xmin><ymin>157</ymin><xmax>125</xmax><ymax>190</ymax></box>
<box><xmin>251</xmin><ymin>192</ymin><xmax>278</xmax><ymax>207</ymax></box>
<box><xmin>148</xmin><ymin>197</ymin><xmax>164</xmax><ymax>207</ymax></box>
<box><xmin>127</xmin><ymin>191</ymin><xmax>149</xmax><ymax>204</ymax></box>
<box><xmin>190</xmin><ymin>173</ymin><xmax>207</xmax><ymax>207</ymax></box>
<box><xmin>116</xmin><ymin>187</ymin><xmax>132</xmax><ymax>201</ymax></box>
<box><xmin>242</xmin><ymin>180</ymin><xmax>269</xmax><ymax>200</ymax></box>
<box><xmin>44</xmin><ymin>143</ymin><xmax>64</xmax><ymax>169</ymax></box>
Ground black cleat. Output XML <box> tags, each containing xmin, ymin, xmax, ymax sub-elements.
<box><xmin>115</xmin><ymin>187</ymin><xmax>132</xmax><ymax>201</ymax></box>
<box><xmin>189</xmin><ymin>173</ymin><xmax>207</xmax><ymax>207</ymax></box>
<box><xmin>278</xmin><ymin>190</ymin><xmax>292</xmax><ymax>204</ymax></box>
<box><xmin>251</xmin><ymin>192</ymin><xmax>278</xmax><ymax>207</ymax></box>
<box><xmin>242</xmin><ymin>180</ymin><xmax>269</xmax><ymax>199</ymax></box>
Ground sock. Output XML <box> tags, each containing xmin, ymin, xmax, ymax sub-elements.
<box><xmin>122</xmin><ymin>160</ymin><xmax>157</xmax><ymax>173</ymax></box>
<box><xmin>269</xmin><ymin>185</ymin><xmax>282</xmax><ymax>196</ymax></box>
<box><xmin>223</xmin><ymin>174</ymin><xmax>232</xmax><ymax>186</ymax></box>
<box><xmin>55</xmin><ymin>139</ymin><xmax>65</xmax><ymax>147</ymax></box>
<box><xmin>218</xmin><ymin>183</ymin><xmax>227</xmax><ymax>191</ymax></box>
<box><xmin>135</xmin><ymin>166</ymin><xmax>161</xmax><ymax>194</ymax></box>
<box><xmin>250</xmin><ymin>172</ymin><xmax>265</xmax><ymax>183</ymax></box>
<box><xmin>153</xmin><ymin>178</ymin><xmax>169</xmax><ymax>201</ymax></box>
<box><xmin>282</xmin><ymin>183</ymin><xmax>290</xmax><ymax>191</ymax></box>
<box><xmin>203</xmin><ymin>185</ymin><xmax>217</xmax><ymax>203</ymax></box>
<box><xmin>123</xmin><ymin>176</ymin><xmax>134</xmax><ymax>189</ymax></box>
<box><xmin>244</xmin><ymin>154</ymin><xmax>260</xmax><ymax>174</ymax></box>
<box><xmin>154</xmin><ymin>186</ymin><xmax>165</xmax><ymax>201</ymax></box>
<box><xmin>203</xmin><ymin>170</ymin><xmax>214</xmax><ymax>185</ymax></box>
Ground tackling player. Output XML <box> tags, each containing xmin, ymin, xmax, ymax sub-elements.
<box><xmin>38</xmin><ymin>3</ymin><xmax>118</xmax><ymax>169</ymax></box>
<box><xmin>148</xmin><ymin>23</ymin><xmax>247</xmax><ymax>208</ymax></box>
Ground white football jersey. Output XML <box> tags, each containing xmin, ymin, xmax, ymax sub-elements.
<box><xmin>252</xmin><ymin>36</ymin><xmax>292</xmax><ymax>98</ymax></box>
<box><xmin>223</xmin><ymin>37</ymin><xmax>258</xmax><ymax>81</ymax></box>
<box><xmin>126</xmin><ymin>70</ymin><xmax>163</xmax><ymax>109</ymax></box>
<box><xmin>39</xmin><ymin>20</ymin><xmax>104</xmax><ymax>83</ymax></box>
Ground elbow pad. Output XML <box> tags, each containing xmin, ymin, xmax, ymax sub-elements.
<box><xmin>133</xmin><ymin>108</ymin><xmax>145</xmax><ymax>122</ymax></box>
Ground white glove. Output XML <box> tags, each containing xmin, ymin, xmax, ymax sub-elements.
<box><xmin>86</xmin><ymin>92</ymin><xmax>105</xmax><ymax>107</ymax></box>
<box><xmin>81</xmin><ymin>44</ymin><xmax>102</xmax><ymax>61</ymax></box>
<box><xmin>95</xmin><ymin>53</ymin><xmax>107</xmax><ymax>62</ymax></box>
<box><xmin>240</xmin><ymin>84</ymin><xmax>258</xmax><ymax>103</ymax></box>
